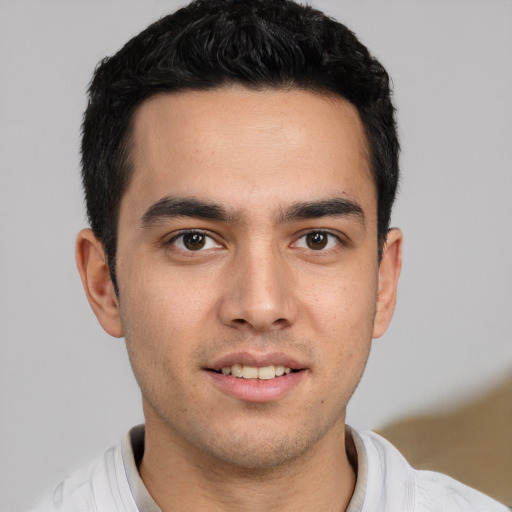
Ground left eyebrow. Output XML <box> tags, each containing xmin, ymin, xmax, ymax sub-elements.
<box><xmin>275</xmin><ymin>198</ymin><xmax>366</xmax><ymax>225</ymax></box>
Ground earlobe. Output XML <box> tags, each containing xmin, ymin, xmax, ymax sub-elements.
<box><xmin>75</xmin><ymin>229</ymin><xmax>123</xmax><ymax>338</ymax></box>
<box><xmin>373</xmin><ymin>228</ymin><xmax>403</xmax><ymax>339</ymax></box>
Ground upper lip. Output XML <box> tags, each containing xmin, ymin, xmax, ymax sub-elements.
<box><xmin>207</xmin><ymin>352</ymin><xmax>307</xmax><ymax>372</ymax></box>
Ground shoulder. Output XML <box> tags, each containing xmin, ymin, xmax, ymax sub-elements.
<box><xmin>28</xmin><ymin>454</ymin><xmax>104</xmax><ymax>512</ymax></box>
<box><xmin>28</xmin><ymin>443</ymin><xmax>132</xmax><ymax>512</ymax></box>
<box><xmin>357</xmin><ymin>430</ymin><xmax>509</xmax><ymax>512</ymax></box>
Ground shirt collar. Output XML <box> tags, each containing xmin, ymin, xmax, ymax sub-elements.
<box><xmin>122</xmin><ymin>425</ymin><xmax>162</xmax><ymax>512</ymax></box>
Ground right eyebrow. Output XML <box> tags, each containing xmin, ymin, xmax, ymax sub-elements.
<box><xmin>141</xmin><ymin>196</ymin><xmax>241</xmax><ymax>227</ymax></box>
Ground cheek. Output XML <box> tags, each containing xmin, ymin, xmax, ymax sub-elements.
<box><xmin>302</xmin><ymin>263</ymin><xmax>378</xmax><ymax>335</ymax></box>
<box><xmin>120</xmin><ymin>259</ymin><xmax>218</xmax><ymax>338</ymax></box>
<box><xmin>117</xmin><ymin>260</ymin><xmax>227</xmax><ymax>404</ymax></box>
<box><xmin>301</xmin><ymin>263</ymin><xmax>378</xmax><ymax>384</ymax></box>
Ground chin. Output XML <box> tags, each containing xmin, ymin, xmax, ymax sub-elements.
<box><xmin>206</xmin><ymin>437</ymin><xmax>308</xmax><ymax>469</ymax></box>
<box><xmin>193</xmin><ymin>420</ymin><xmax>334</xmax><ymax>470</ymax></box>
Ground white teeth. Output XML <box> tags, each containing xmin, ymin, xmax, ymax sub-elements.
<box><xmin>258</xmin><ymin>366</ymin><xmax>275</xmax><ymax>380</ymax></box>
<box><xmin>242</xmin><ymin>366</ymin><xmax>258</xmax><ymax>379</ymax></box>
<box><xmin>231</xmin><ymin>364</ymin><xmax>243</xmax><ymax>377</ymax></box>
<box><xmin>219</xmin><ymin>364</ymin><xmax>292</xmax><ymax>379</ymax></box>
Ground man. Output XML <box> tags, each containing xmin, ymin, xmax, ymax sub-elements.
<box><xmin>30</xmin><ymin>0</ymin><xmax>509</xmax><ymax>510</ymax></box>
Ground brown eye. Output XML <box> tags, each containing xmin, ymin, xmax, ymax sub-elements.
<box><xmin>306</xmin><ymin>232</ymin><xmax>328</xmax><ymax>250</ymax></box>
<box><xmin>183</xmin><ymin>232</ymin><xmax>206</xmax><ymax>250</ymax></box>
<box><xmin>169</xmin><ymin>231</ymin><xmax>222</xmax><ymax>252</ymax></box>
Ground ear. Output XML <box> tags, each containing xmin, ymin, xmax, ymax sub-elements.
<box><xmin>373</xmin><ymin>228</ymin><xmax>403</xmax><ymax>339</ymax></box>
<box><xmin>75</xmin><ymin>228</ymin><xmax>123</xmax><ymax>338</ymax></box>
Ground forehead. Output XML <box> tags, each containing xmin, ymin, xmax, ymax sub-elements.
<box><xmin>123</xmin><ymin>87</ymin><xmax>375</xmax><ymax>222</ymax></box>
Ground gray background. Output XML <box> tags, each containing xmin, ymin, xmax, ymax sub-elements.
<box><xmin>1</xmin><ymin>1</ymin><xmax>511</xmax><ymax>510</ymax></box>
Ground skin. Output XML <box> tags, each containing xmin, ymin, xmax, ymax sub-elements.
<box><xmin>76</xmin><ymin>87</ymin><xmax>402</xmax><ymax>511</ymax></box>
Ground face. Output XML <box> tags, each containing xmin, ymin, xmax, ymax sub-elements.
<box><xmin>94</xmin><ymin>87</ymin><xmax>399</xmax><ymax>468</ymax></box>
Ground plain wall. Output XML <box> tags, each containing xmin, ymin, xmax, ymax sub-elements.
<box><xmin>1</xmin><ymin>1</ymin><xmax>511</xmax><ymax>510</ymax></box>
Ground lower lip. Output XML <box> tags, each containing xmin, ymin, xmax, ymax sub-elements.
<box><xmin>206</xmin><ymin>370</ymin><xmax>305</xmax><ymax>402</ymax></box>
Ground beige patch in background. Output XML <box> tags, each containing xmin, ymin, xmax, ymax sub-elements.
<box><xmin>377</xmin><ymin>375</ymin><xmax>512</xmax><ymax>506</ymax></box>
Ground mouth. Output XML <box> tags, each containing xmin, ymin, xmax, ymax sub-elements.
<box><xmin>205</xmin><ymin>353</ymin><xmax>307</xmax><ymax>402</ymax></box>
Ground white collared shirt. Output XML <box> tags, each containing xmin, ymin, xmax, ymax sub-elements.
<box><xmin>29</xmin><ymin>425</ymin><xmax>510</xmax><ymax>512</ymax></box>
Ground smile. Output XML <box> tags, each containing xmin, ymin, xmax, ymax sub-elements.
<box><xmin>206</xmin><ymin>352</ymin><xmax>306</xmax><ymax>401</ymax></box>
<box><xmin>218</xmin><ymin>364</ymin><xmax>292</xmax><ymax>379</ymax></box>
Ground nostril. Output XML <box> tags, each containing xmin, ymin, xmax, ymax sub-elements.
<box><xmin>229</xmin><ymin>317</ymin><xmax>291</xmax><ymax>330</ymax></box>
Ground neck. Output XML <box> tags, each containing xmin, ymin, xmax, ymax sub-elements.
<box><xmin>139</xmin><ymin>416</ymin><xmax>356</xmax><ymax>512</ymax></box>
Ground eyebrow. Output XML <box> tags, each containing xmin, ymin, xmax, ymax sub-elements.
<box><xmin>275</xmin><ymin>198</ymin><xmax>365</xmax><ymax>225</ymax></box>
<box><xmin>141</xmin><ymin>196</ymin><xmax>365</xmax><ymax>228</ymax></box>
<box><xmin>141</xmin><ymin>197</ymin><xmax>240</xmax><ymax>226</ymax></box>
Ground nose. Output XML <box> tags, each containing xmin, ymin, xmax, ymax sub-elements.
<box><xmin>218</xmin><ymin>246</ymin><xmax>298</xmax><ymax>332</ymax></box>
